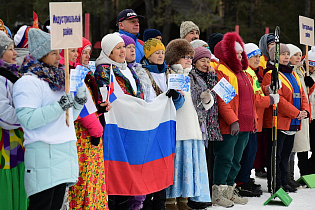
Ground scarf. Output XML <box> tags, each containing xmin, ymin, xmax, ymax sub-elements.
<box><xmin>21</xmin><ymin>55</ymin><xmax>65</xmax><ymax>91</ymax></box>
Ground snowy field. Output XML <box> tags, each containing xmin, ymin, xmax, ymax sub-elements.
<box><xmin>207</xmin><ymin>156</ymin><xmax>315</xmax><ymax>209</ymax></box>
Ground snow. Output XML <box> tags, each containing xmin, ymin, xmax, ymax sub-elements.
<box><xmin>207</xmin><ymin>155</ymin><xmax>315</xmax><ymax>209</ymax></box>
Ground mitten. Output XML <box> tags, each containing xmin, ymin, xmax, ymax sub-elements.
<box><xmin>58</xmin><ymin>94</ymin><xmax>74</xmax><ymax>111</ymax></box>
<box><xmin>166</xmin><ymin>89</ymin><xmax>179</xmax><ymax>100</ymax></box>
<box><xmin>269</xmin><ymin>93</ymin><xmax>279</xmax><ymax>105</ymax></box>
<box><xmin>304</xmin><ymin>76</ymin><xmax>314</xmax><ymax>87</ymax></box>
<box><xmin>230</xmin><ymin>121</ymin><xmax>239</xmax><ymax>136</ymax></box>
<box><xmin>269</xmin><ymin>79</ymin><xmax>282</xmax><ymax>94</ymax></box>
<box><xmin>200</xmin><ymin>89</ymin><xmax>212</xmax><ymax>104</ymax></box>
<box><xmin>74</xmin><ymin>85</ymin><xmax>87</xmax><ymax>109</ymax></box>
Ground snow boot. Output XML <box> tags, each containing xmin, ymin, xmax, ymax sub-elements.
<box><xmin>176</xmin><ymin>197</ymin><xmax>191</xmax><ymax>210</ymax></box>
<box><xmin>211</xmin><ymin>185</ymin><xmax>234</xmax><ymax>208</ymax></box>
<box><xmin>226</xmin><ymin>184</ymin><xmax>248</xmax><ymax>205</ymax></box>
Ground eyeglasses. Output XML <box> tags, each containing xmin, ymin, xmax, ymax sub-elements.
<box><xmin>181</xmin><ymin>56</ymin><xmax>194</xmax><ymax>60</ymax></box>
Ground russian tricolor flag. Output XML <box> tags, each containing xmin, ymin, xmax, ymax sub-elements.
<box><xmin>77</xmin><ymin>83</ymin><xmax>97</xmax><ymax>119</ymax></box>
<box><xmin>107</xmin><ymin>65</ymin><xmax>117</xmax><ymax>103</ymax></box>
<box><xmin>103</xmin><ymin>93</ymin><xmax>176</xmax><ymax>195</ymax></box>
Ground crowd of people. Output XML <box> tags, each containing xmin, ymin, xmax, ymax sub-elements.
<box><xmin>1</xmin><ymin>7</ymin><xmax>315</xmax><ymax>210</ymax></box>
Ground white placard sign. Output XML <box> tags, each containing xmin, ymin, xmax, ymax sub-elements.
<box><xmin>299</xmin><ymin>16</ymin><xmax>314</xmax><ymax>46</ymax></box>
<box><xmin>213</xmin><ymin>77</ymin><xmax>236</xmax><ymax>104</ymax></box>
<box><xmin>50</xmin><ymin>2</ymin><xmax>83</xmax><ymax>49</ymax></box>
<box><xmin>168</xmin><ymin>74</ymin><xmax>190</xmax><ymax>92</ymax></box>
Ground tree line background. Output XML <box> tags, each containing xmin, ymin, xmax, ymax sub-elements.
<box><xmin>1</xmin><ymin>0</ymin><xmax>314</xmax><ymax>59</ymax></box>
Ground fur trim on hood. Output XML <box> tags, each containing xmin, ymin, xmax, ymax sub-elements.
<box><xmin>214</xmin><ymin>32</ymin><xmax>248</xmax><ymax>73</ymax></box>
<box><xmin>165</xmin><ymin>39</ymin><xmax>195</xmax><ymax>65</ymax></box>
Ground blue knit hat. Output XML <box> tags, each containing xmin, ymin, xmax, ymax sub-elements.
<box><xmin>28</xmin><ymin>28</ymin><xmax>52</xmax><ymax>60</ymax></box>
<box><xmin>143</xmin><ymin>29</ymin><xmax>162</xmax><ymax>42</ymax></box>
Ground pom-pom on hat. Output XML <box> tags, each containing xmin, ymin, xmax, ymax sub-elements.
<box><xmin>244</xmin><ymin>43</ymin><xmax>261</xmax><ymax>59</ymax></box>
<box><xmin>308</xmin><ymin>46</ymin><xmax>315</xmax><ymax>66</ymax></box>
<box><xmin>120</xmin><ymin>34</ymin><xmax>136</xmax><ymax>47</ymax></box>
<box><xmin>165</xmin><ymin>38</ymin><xmax>195</xmax><ymax>65</ymax></box>
<box><xmin>190</xmin><ymin>39</ymin><xmax>208</xmax><ymax>49</ymax></box>
<box><xmin>180</xmin><ymin>21</ymin><xmax>199</xmax><ymax>39</ymax></box>
<box><xmin>193</xmin><ymin>46</ymin><xmax>211</xmax><ymax>63</ymax></box>
<box><xmin>269</xmin><ymin>43</ymin><xmax>290</xmax><ymax>61</ymax></box>
<box><xmin>0</xmin><ymin>31</ymin><xmax>14</xmax><ymax>58</ymax></box>
<box><xmin>28</xmin><ymin>28</ymin><xmax>52</xmax><ymax>60</ymax></box>
<box><xmin>286</xmin><ymin>44</ymin><xmax>302</xmax><ymax>58</ymax></box>
<box><xmin>101</xmin><ymin>33</ymin><xmax>124</xmax><ymax>57</ymax></box>
<box><xmin>143</xmin><ymin>29</ymin><xmax>162</xmax><ymax>42</ymax></box>
<box><xmin>143</xmin><ymin>38</ymin><xmax>165</xmax><ymax>59</ymax></box>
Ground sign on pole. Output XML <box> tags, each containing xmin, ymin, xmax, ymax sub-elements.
<box><xmin>50</xmin><ymin>2</ymin><xmax>83</xmax><ymax>49</ymax></box>
<box><xmin>299</xmin><ymin>16</ymin><xmax>314</xmax><ymax>46</ymax></box>
<box><xmin>49</xmin><ymin>2</ymin><xmax>83</xmax><ymax>126</ymax></box>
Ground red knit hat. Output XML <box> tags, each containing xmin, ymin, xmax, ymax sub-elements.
<box><xmin>193</xmin><ymin>47</ymin><xmax>211</xmax><ymax>63</ymax></box>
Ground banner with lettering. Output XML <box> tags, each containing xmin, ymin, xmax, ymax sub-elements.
<box><xmin>49</xmin><ymin>2</ymin><xmax>82</xmax><ymax>49</ymax></box>
<box><xmin>299</xmin><ymin>16</ymin><xmax>314</xmax><ymax>46</ymax></box>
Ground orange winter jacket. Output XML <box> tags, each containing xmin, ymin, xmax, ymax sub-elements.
<box><xmin>215</xmin><ymin>62</ymin><xmax>258</xmax><ymax>135</ymax></box>
<box><xmin>262</xmin><ymin>70</ymin><xmax>309</xmax><ymax>130</ymax></box>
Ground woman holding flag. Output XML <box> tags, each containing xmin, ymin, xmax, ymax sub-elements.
<box><xmin>94</xmin><ymin>33</ymin><xmax>144</xmax><ymax>210</ymax></box>
<box><xmin>68</xmin><ymin>37</ymin><xmax>110</xmax><ymax>210</ymax></box>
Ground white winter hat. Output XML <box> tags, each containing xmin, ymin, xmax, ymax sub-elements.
<box><xmin>190</xmin><ymin>39</ymin><xmax>208</xmax><ymax>49</ymax></box>
<box><xmin>286</xmin><ymin>44</ymin><xmax>302</xmax><ymax>58</ymax></box>
<box><xmin>308</xmin><ymin>46</ymin><xmax>315</xmax><ymax>66</ymax></box>
<box><xmin>244</xmin><ymin>43</ymin><xmax>261</xmax><ymax>59</ymax></box>
<box><xmin>101</xmin><ymin>33</ymin><xmax>124</xmax><ymax>57</ymax></box>
<box><xmin>235</xmin><ymin>41</ymin><xmax>243</xmax><ymax>53</ymax></box>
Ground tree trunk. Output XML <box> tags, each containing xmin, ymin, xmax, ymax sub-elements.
<box><xmin>144</xmin><ymin>0</ymin><xmax>154</xmax><ymax>28</ymax></box>
<box><xmin>162</xmin><ymin>0</ymin><xmax>172</xmax><ymax>44</ymax></box>
<box><xmin>305</xmin><ymin>0</ymin><xmax>311</xmax><ymax>17</ymax></box>
<box><xmin>104</xmin><ymin>0</ymin><xmax>110</xmax><ymax>35</ymax></box>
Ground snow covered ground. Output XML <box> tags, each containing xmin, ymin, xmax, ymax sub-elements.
<box><xmin>207</xmin><ymin>156</ymin><xmax>315</xmax><ymax>209</ymax></box>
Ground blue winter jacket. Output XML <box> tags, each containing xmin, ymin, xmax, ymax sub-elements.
<box><xmin>119</xmin><ymin>29</ymin><xmax>145</xmax><ymax>63</ymax></box>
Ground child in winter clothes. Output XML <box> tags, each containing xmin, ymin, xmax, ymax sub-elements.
<box><xmin>212</xmin><ymin>32</ymin><xmax>256</xmax><ymax>207</ymax></box>
<box><xmin>165</xmin><ymin>39</ymin><xmax>213</xmax><ymax>210</ymax></box>
<box><xmin>0</xmin><ymin>30</ymin><xmax>28</xmax><ymax>210</ymax></box>
<box><xmin>135</xmin><ymin>38</ymin><xmax>184</xmax><ymax>210</ymax></box>
<box><xmin>13</xmin><ymin>28</ymin><xmax>86</xmax><ymax>210</ymax></box>
<box><xmin>262</xmin><ymin>43</ymin><xmax>309</xmax><ymax>193</ymax></box>
<box><xmin>235</xmin><ymin>43</ymin><xmax>279</xmax><ymax>197</ymax></box>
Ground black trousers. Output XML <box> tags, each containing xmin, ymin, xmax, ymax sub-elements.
<box><xmin>28</xmin><ymin>183</ymin><xmax>67</xmax><ymax>210</ymax></box>
<box><xmin>266</xmin><ymin>129</ymin><xmax>294</xmax><ymax>187</ymax></box>
<box><xmin>205</xmin><ymin>142</ymin><xmax>214</xmax><ymax>196</ymax></box>
<box><xmin>142</xmin><ymin>189</ymin><xmax>166</xmax><ymax>210</ymax></box>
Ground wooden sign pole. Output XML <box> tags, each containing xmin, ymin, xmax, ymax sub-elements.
<box><xmin>64</xmin><ymin>48</ymin><xmax>70</xmax><ymax>126</ymax></box>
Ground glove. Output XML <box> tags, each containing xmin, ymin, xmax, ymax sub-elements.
<box><xmin>166</xmin><ymin>89</ymin><xmax>179</xmax><ymax>100</ymax></box>
<box><xmin>58</xmin><ymin>94</ymin><xmax>74</xmax><ymax>111</ymax></box>
<box><xmin>97</xmin><ymin>102</ymin><xmax>109</xmax><ymax>114</ymax></box>
<box><xmin>269</xmin><ymin>93</ymin><xmax>279</xmax><ymax>105</ymax></box>
<box><xmin>304</xmin><ymin>76</ymin><xmax>314</xmax><ymax>87</ymax></box>
<box><xmin>91</xmin><ymin>136</ymin><xmax>100</xmax><ymax>146</ymax></box>
<box><xmin>230</xmin><ymin>121</ymin><xmax>239</xmax><ymax>136</ymax></box>
<box><xmin>74</xmin><ymin>85</ymin><xmax>87</xmax><ymax>107</ymax></box>
<box><xmin>268</xmin><ymin>79</ymin><xmax>282</xmax><ymax>94</ymax></box>
<box><xmin>200</xmin><ymin>89</ymin><xmax>212</xmax><ymax>104</ymax></box>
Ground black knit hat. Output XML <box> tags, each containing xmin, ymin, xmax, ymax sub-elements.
<box><xmin>143</xmin><ymin>29</ymin><xmax>162</xmax><ymax>42</ymax></box>
<box><xmin>207</xmin><ymin>33</ymin><xmax>223</xmax><ymax>54</ymax></box>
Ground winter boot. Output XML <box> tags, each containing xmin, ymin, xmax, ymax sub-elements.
<box><xmin>176</xmin><ymin>197</ymin><xmax>191</xmax><ymax>210</ymax></box>
<box><xmin>166</xmin><ymin>198</ymin><xmax>178</xmax><ymax>210</ymax></box>
<box><xmin>211</xmin><ymin>185</ymin><xmax>234</xmax><ymax>208</ymax></box>
<box><xmin>187</xmin><ymin>198</ymin><xmax>208</xmax><ymax>209</ymax></box>
<box><xmin>287</xmin><ymin>160</ymin><xmax>302</xmax><ymax>189</ymax></box>
<box><xmin>225</xmin><ymin>184</ymin><xmax>248</xmax><ymax>205</ymax></box>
